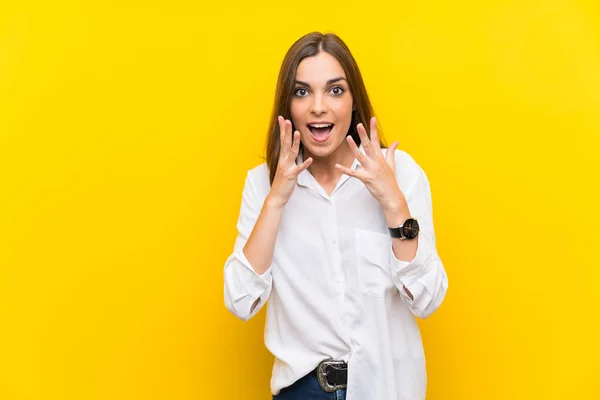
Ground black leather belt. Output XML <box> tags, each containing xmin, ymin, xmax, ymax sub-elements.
<box><xmin>309</xmin><ymin>359</ymin><xmax>348</xmax><ymax>392</ymax></box>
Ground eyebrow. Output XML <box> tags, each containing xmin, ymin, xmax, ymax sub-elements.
<box><xmin>294</xmin><ymin>76</ymin><xmax>347</xmax><ymax>87</ymax></box>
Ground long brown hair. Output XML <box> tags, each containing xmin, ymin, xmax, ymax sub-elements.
<box><xmin>265</xmin><ymin>32</ymin><xmax>386</xmax><ymax>185</ymax></box>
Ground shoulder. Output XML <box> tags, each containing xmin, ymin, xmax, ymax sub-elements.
<box><xmin>247</xmin><ymin>161</ymin><xmax>269</xmax><ymax>183</ymax></box>
<box><xmin>382</xmin><ymin>148</ymin><xmax>425</xmax><ymax>178</ymax></box>
<box><xmin>245</xmin><ymin>161</ymin><xmax>271</xmax><ymax>198</ymax></box>
<box><xmin>384</xmin><ymin>148</ymin><xmax>429</xmax><ymax>195</ymax></box>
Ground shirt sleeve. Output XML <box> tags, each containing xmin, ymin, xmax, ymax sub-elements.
<box><xmin>389</xmin><ymin>164</ymin><xmax>449</xmax><ymax>319</ymax></box>
<box><xmin>223</xmin><ymin>170</ymin><xmax>273</xmax><ymax>322</ymax></box>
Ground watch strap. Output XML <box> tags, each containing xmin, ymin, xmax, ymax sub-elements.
<box><xmin>388</xmin><ymin>226</ymin><xmax>405</xmax><ymax>239</ymax></box>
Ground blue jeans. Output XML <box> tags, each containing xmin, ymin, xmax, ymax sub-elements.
<box><xmin>273</xmin><ymin>372</ymin><xmax>347</xmax><ymax>400</ymax></box>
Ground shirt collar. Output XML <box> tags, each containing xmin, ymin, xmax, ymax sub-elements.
<box><xmin>295</xmin><ymin>142</ymin><xmax>366</xmax><ymax>191</ymax></box>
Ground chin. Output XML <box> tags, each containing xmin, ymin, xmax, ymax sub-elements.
<box><xmin>304</xmin><ymin>146</ymin><xmax>331</xmax><ymax>159</ymax></box>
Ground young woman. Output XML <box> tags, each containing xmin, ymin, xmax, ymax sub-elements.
<box><xmin>224</xmin><ymin>32</ymin><xmax>448</xmax><ymax>400</ymax></box>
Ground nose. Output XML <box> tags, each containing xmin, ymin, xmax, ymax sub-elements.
<box><xmin>310</xmin><ymin>92</ymin><xmax>328</xmax><ymax>116</ymax></box>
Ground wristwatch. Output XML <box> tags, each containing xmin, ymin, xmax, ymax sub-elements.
<box><xmin>388</xmin><ymin>218</ymin><xmax>420</xmax><ymax>240</ymax></box>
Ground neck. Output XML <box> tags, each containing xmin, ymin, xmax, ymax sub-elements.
<box><xmin>303</xmin><ymin>142</ymin><xmax>355</xmax><ymax>182</ymax></box>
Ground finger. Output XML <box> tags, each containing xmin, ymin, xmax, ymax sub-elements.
<box><xmin>386</xmin><ymin>141</ymin><xmax>399</xmax><ymax>165</ymax></box>
<box><xmin>282</xmin><ymin>119</ymin><xmax>292</xmax><ymax>152</ymax></box>
<box><xmin>370</xmin><ymin>117</ymin><xmax>381</xmax><ymax>153</ymax></box>
<box><xmin>357</xmin><ymin>122</ymin><xmax>375</xmax><ymax>157</ymax></box>
<box><xmin>278</xmin><ymin>116</ymin><xmax>285</xmax><ymax>147</ymax></box>
<box><xmin>277</xmin><ymin>115</ymin><xmax>283</xmax><ymax>140</ymax></box>
<box><xmin>335</xmin><ymin>163</ymin><xmax>360</xmax><ymax>179</ymax></box>
<box><xmin>291</xmin><ymin>130</ymin><xmax>301</xmax><ymax>157</ymax></box>
<box><xmin>346</xmin><ymin>135</ymin><xmax>368</xmax><ymax>164</ymax></box>
<box><xmin>296</xmin><ymin>156</ymin><xmax>313</xmax><ymax>173</ymax></box>
<box><xmin>287</xmin><ymin>119</ymin><xmax>294</xmax><ymax>147</ymax></box>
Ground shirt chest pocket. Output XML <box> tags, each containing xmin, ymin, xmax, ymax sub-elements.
<box><xmin>354</xmin><ymin>228</ymin><xmax>397</xmax><ymax>297</ymax></box>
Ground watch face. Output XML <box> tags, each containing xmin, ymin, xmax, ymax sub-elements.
<box><xmin>402</xmin><ymin>218</ymin><xmax>420</xmax><ymax>239</ymax></box>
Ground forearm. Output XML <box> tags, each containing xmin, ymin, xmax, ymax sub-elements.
<box><xmin>383</xmin><ymin>192</ymin><xmax>418</xmax><ymax>300</ymax></box>
<box><xmin>390</xmin><ymin>236</ymin><xmax>417</xmax><ymax>300</ymax></box>
<box><xmin>383</xmin><ymin>192</ymin><xmax>418</xmax><ymax>264</ymax></box>
<box><xmin>242</xmin><ymin>194</ymin><xmax>285</xmax><ymax>275</ymax></box>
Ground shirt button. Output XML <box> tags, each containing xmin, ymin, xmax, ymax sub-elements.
<box><xmin>333</xmin><ymin>239</ymin><xmax>337</xmax><ymax>244</ymax></box>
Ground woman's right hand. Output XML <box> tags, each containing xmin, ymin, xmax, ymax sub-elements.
<box><xmin>267</xmin><ymin>116</ymin><xmax>313</xmax><ymax>208</ymax></box>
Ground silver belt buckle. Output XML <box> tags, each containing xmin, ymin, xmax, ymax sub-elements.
<box><xmin>317</xmin><ymin>359</ymin><xmax>347</xmax><ymax>393</ymax></box>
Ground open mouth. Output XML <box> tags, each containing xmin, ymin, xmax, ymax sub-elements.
<box><xmin>307</xmin><ymin>123</ymin><xmax>334</xmax><ymax>142</ymax></box>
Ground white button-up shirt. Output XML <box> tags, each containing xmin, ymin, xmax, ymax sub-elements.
<box><xmin>223</xmin><ymin>146</ymin><xmax>448</xmax><ymax>400</ymax></box>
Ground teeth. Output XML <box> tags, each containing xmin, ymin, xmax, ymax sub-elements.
<box><xmin>309</xmin><ymin>124</ymin><xmax>333</xmax><ymax>128</ymax></box>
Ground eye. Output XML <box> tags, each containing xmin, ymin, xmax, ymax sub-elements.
<box><xmin>330</xmin><ymin>86</ymin><xmax>345</xmax><ymax>97</ymax></box>
<box><xmin>294</xmin><ymin>88</ymin><xmax>308</xmax><ymax>97</ymax></box>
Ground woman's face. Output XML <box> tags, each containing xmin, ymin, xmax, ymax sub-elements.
<box><xmin>290</xmin><ymin>51</ymin><xmax>354</xmax><ymax>161</ymax></box>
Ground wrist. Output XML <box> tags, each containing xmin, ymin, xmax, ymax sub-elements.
<box><xmin>265</xmin><ymin>193</ymin><xmax>287</xmax><ymax>211</ymax></box>
<box><xmin>383</xmin><ymin>193</ymin><xmax>410</xmax><ymax>227</ymax></box>
<box><xmin>385</xmin><ymin>211</ymin><xmax>412</xmax><ymax>228</ymax></box>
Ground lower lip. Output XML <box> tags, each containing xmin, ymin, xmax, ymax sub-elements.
<box><xmin>309</xmin><ymin>126</ymin><xmax>334</xmax><ymax>143</ymax></box>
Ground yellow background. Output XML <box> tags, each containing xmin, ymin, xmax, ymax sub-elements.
<box><xmin>1</xmin><ymin>0</ymin><xmax>599</xmax><ymax>399</ymax></box>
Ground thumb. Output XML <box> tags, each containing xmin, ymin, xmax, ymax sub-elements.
<box><xmin>386</xmin><ymin>142</ymin><xmax>399</xmax><ymax>165</ymax></box>
<box><xmin>297</xmin><ymin>157</ymin><xmax>313</xmax><ymax>173</ymax></box>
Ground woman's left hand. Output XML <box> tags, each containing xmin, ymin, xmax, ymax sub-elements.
<box><xmin>335</xmin><ymin>117</ymin><xmax>407</xmax><ymax>216</ymax></box>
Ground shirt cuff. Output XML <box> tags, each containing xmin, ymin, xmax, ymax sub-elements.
<box><xmin>232</xmin><ymin>248</ymin><xmax>273</xmax><ymax>298</ymax></box>
<box><xmin>390</xmin><ymin>232</ymin><xmax>433</xmax><ymax>288</ymax></box>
